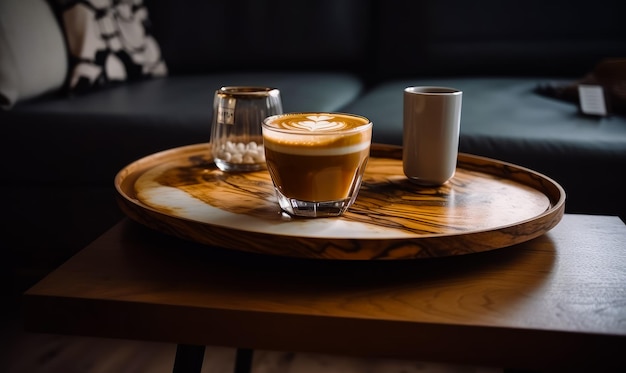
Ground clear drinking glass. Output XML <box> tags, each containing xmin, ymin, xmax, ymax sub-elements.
<box><xmin>211</xmin><ymin>86</ymin><xmax>283</xmax><ymax>172</ymax></box>
<box><xmin>262</xmin><ymin>112</ymin><xmax>373</xmax><ymax>218</ymax></box>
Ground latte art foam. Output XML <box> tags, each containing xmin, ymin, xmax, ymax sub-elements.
<box><xmin>283</xmin><ymin>115</ymin><xmax>347</xmax><ymax>132</ymax></box>
<box><xmin>262</xmin><ymin>113</ymin><xmax>372</xmax><ymax>156</ymax></box>
<box><xmin>265</xmin><ymin>113</ymin><xmax>369</xmax><ymax>132</ymax></box>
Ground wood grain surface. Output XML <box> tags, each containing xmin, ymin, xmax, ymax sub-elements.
<box><xmin>115</xmin><ymin>143</ymin><xmax>565</xmax><ymax>259</ymax></box>
<box><xmin>22</xmin><ymin>214</ymin><xmax>626</xmax><ymax>371</ymax></box>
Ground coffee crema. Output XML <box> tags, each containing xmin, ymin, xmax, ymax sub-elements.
<box><xmin>263</xmin><ymin>113</ymin><xmax>371</xmax><ymax>155</ymax></box>
<box><xmin>266</xmin><ymin>114</ymin><xmax>366</xmax><ymax>131</ymax></box>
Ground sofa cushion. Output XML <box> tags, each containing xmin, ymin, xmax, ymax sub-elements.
<box><xmin>340</xmin><ymin>77</ymin><xmax>626</xmax><ymax>216</ymax></box>
<box><xmin>1</xmin><ymin>71</ymin><xmax>363</xmax><ymax>184</ymax></box>
<box><xmin>535</xmin><ymin>58</ymin><xmax>626</xmax><ymax>116</ymax></box>
<box><xmin>0</xmin><ymin>0</ymin><xmax>68</xmax><ymax>109</ymax></box>
<box><xmin>55</xmin><ymin>0</ymin><xmax>167</xmax><ymax>93</ymax></box>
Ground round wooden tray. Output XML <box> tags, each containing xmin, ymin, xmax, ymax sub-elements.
<box><xmin>115</xmin><ymin>143</ymin><xmax>565</xmax><ymax>260</ymax></box>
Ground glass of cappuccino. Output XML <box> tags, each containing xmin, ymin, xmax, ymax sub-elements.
<box><xmin>262</xmin><ymin>112</ymin><xmax>373</xmax><ymax>218</ymax></box>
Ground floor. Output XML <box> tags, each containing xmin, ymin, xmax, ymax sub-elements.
<box><xmin>1</xmin><ymin>297</ymin><xmax>501</xmax><ymax>373</ymax></box>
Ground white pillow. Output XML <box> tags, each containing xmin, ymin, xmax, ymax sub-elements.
<box><xmin>0</xmin><ymin>0</ymin><xmax>68</xmax><ymax>109</ymax></box>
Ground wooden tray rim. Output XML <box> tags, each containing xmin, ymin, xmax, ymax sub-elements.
<box><xmin>114</xmin><ymin>143</ymin><xmax>566</xmax><ymax>260</ymax></box>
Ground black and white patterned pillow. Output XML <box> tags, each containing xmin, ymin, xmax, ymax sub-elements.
<box><xmin>56</xmin><ymin>0</ymin><xmax>167</xmax><ymax>93</ymax></box>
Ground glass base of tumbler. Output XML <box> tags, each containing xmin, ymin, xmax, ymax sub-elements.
<box><xmin>215</xmin><ymin>158</ymin><xmax>266</xmax><ymax>173</ymax></box>
<box><xmin>274</xmin><ymin>188</ymin><xmax>353</xmax><ymax>218</ymax></box>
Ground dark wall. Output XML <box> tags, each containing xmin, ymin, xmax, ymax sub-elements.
<box><xmin>147</xmin><ymin>0</ymin><xmax>373</xmax><ymax>76</ymax></box>
<box><xmin>374</xmin><ymin>0</ymin><xmax>626</xmax><ymax>79</ymax></box>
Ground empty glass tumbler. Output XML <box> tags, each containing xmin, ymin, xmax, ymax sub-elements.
<box><xmin>210</xmin><ymin>86</ymin><xmax>283</xmax><ymax>172</ymax></box>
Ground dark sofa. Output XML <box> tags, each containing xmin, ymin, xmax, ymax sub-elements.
<box><xmin>1</xmin><ymin>0</ymin><xmax>626</xmax><ymax>295</ymax></box>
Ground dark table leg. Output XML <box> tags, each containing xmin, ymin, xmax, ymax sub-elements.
<box><xmin>173</xmin><ymin>344</ymin><xmax>205</xmax><ymax>373</ymax></box>
<box><xmin>234</xmin><ymin>348</ymin><xmax>254</xmax><ymax>373</ymax></box>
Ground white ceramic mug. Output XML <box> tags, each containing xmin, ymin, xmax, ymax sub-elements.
<box><xmin>403</xmin><ymin>86</ymin><xmax>462</xmax><ymax>186</ymax></box>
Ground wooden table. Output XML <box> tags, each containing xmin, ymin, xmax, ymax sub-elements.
<box><xmin>23</xmin><ymin>214</ymin><xmax>626</xmax><ymax>372</ymax></box>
